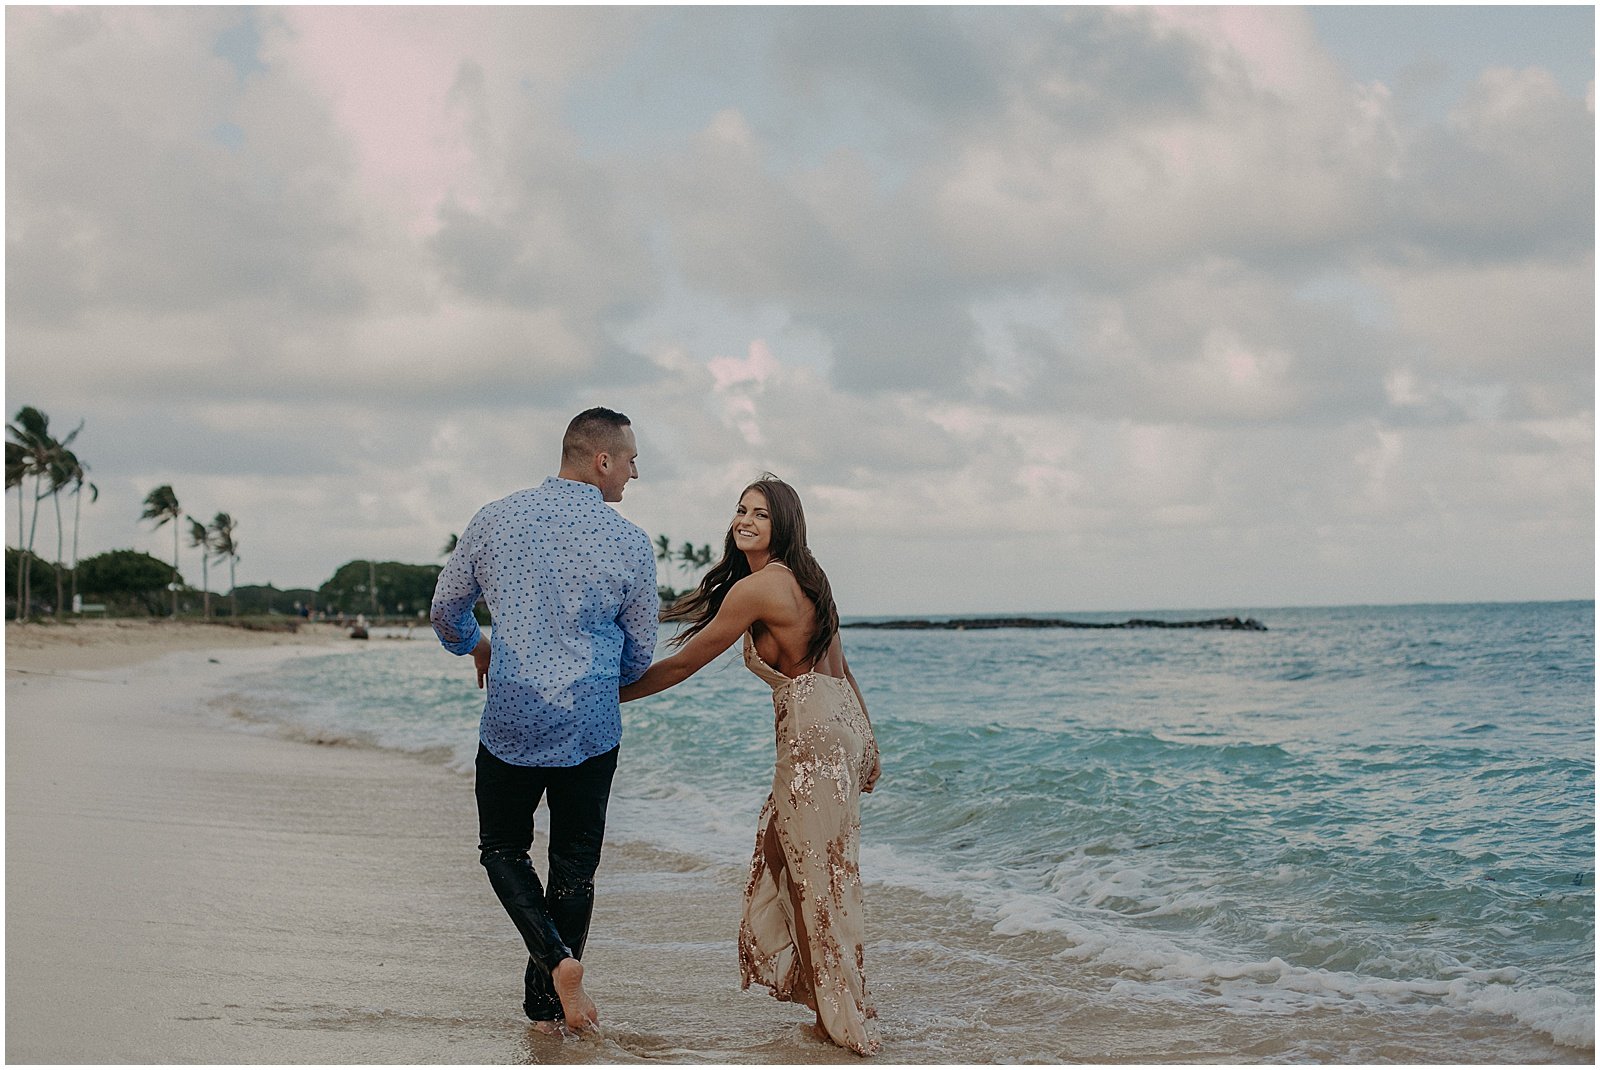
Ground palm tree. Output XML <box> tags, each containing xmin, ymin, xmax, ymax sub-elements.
<box><xmin>188</xmin><ymin>518</ymin><xmax>212</xmax><ymax>619</ymax></box>
<box><xmin>441</xmin><ymin>533</ymin><xmax>458</xmax><ymax>557</ymax></box>
<box><xmin>62</xmin><ymin>451</ymin><xmax>97</xmax><ymax>615</ymax></box>
<box><xmin>8</xmin><ymin>407</ymin><xmax>62</xmax><ymax>621</ymax></box>
<box><xmin>140</xmin><ymin>484</ymin><xmax>183</xmax><ymax>617</ymax></box>
<box><xmin>654</xmin><ymin>533</ymin><xmax>673</xmax><ymax>567</ymax></box>
<box><xmin>675</xmin><ymin>540</ymin><xmax>699</xmax><ymax>582</ymax></box>
<box><xmin>675</xmin><ymin>541</ymin><xmax>716</xmax><ymax>583</ymax></box>
<box><xmin>209</xmin><ymin>512</ymin><xmax>239</xmax><ymax>620</ymax></box>
<box><xmin>6</xmin><ymin>440</ymin><xmax>27</xmax><ymax>620</ymax></box>
<box><xmin>43</xmin><ymin>423</ymin><xmax>84</xmax><ymax>617</ymax></box>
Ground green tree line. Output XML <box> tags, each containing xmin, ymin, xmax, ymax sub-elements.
<box><xmin>9</xmin><ymin>538</ymin><xmax>725</xmax><ymax>621</ymax></box>
<box><xmin>5</xmin><ymin>548</ymin><xmax>442</xmax><ymax>623</ymax></box>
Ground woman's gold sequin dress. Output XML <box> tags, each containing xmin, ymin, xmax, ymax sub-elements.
<box><xmin>738</xmin><ymin>631</ymin><xmax>880</xmax><ymax>1055</ymax></box>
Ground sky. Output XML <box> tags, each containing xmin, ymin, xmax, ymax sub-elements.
<box><xmin>5</xmin><ymin>5</ymin><xmax>1594</xmax><ymax>616</ymax></box>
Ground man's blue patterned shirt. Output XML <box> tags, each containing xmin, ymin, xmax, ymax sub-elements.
<box><xmin>430</xmin><ymin>477</ymin><xmax>658</xmax><ymax>767</ymax></box>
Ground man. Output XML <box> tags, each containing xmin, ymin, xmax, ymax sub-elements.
<box><xmin>430</xmin><ymin>407</ymin><xmax>658</xmax><ymax>1033</ymax></box>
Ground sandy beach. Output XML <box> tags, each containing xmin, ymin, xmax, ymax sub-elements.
<box><xmin>7</xmin><ymin>619</ymin><xmax>1588</xmax><ymax>1065</ymax></box>
<box><xmin>4</xmin><ymin>621</ymin><xmax>861</xmax><ymax>1064</ymax></box>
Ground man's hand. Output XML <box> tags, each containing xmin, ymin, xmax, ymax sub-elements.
<box><xmin>862</xmin><ymin>751</ymin><xmax>881</xmax><ymax>794</ymax></box>
<box><xmin>473</xmin><ymin>636</ymin><xmax>491</xmax><ymax>689</ymax></box>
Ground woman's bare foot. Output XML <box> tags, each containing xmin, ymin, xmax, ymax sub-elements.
<box><xmin>551</xmin><ymin>958</ymin><xmax>599</xmax><ymax>1032</ymax></box>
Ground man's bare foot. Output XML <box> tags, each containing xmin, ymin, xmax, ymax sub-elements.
<box><xmin>530</xmin><ymin>1019</ymin><xmax>566</xmax><ymax>1036</ymax></box>
<box><xmin>551</xmin><ymin>958</ymin><xmax>599</xmax><ymax>1032</ymax></box>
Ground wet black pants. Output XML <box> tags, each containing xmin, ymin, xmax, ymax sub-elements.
<box><xmin>474</xmin><ymin>742</ymin><xmax>618</xmax><ymax>1022</ymax></box>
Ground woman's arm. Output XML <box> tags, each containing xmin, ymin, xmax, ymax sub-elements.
<box><xmin>842</xmin><ymin>653</ymin><xmax>870</xmax><ymax>722</ymax></box>
<box><xmin>843</xmin><ymin>652</ymin><xmax>881</xmax><ymax>793</ymax></box>
<box><xmin>620</xmin><ymin>579</ymin><xmax>765</xmax><ymax>702</ymax></box>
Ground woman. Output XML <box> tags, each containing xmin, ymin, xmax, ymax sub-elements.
<box><xmin>620</xmin><ymin>475</ymin><xmax>881</xmax><ymax>1055</ymax></box>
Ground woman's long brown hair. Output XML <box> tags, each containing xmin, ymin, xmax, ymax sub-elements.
<box><xmin>663</xmin><ymin>474</ymin><xmax>840</xmax><ymax>670</ymax></box>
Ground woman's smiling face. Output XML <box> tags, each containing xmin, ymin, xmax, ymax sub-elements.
<box><xmin>732</xmin><ymin>489</ymin><xmax>772</xmax><ymax>555</ymax></box>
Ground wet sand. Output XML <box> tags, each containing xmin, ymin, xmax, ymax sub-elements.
<box><xmin>4</xmin><ymin>621</ymin><xmax>843</xmax><ymax>1064</ymax></box>
<box><xmin>6</xmin><ymin>620</ymin><xmax>1587</xmax><ymax>1064</ymax></box>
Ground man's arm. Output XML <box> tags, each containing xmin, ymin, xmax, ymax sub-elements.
<box><xmin>617</xmin><ymin>532</ymin><xmax>659</xmax><ymax>686</ymax></box>
<box><xmin>431</xmin><ymin>512</ymin><xmax>485</xmax><ymax>657</ymax></box>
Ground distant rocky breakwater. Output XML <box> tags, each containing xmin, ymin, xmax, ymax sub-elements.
<box><xmin>843</xmin><ymin>615</ymin><xmax>1268</xmax><ymax>632</ymax></box>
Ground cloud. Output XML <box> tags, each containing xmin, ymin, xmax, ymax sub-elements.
<box><xmin>5</xmin><ymin>7</ymin><xmax>1590</xmax><ymax>609</ymax></box>
<box><xmin>1372</xmin><ymin>253</ymin><xmax>1595</xmax><ymax>419</ymax></box>
<box><xmin>769</xmin><ymin>7</ymin><xmax>1004</xmax><ymax>131</ymax></box>
<box><xmin>6</xmin><ymin>8</ymin><xmax>376</xmax><ymax>325</ymax></box>
<box><xmin>1382</xmin><ymin>66</ymin><xmax>1595</xmax><ymax>264</ymax></box>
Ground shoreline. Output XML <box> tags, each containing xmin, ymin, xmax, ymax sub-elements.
<box><xmin>6</xmin><ymin>621</ymin><xmax>1589</xmax><ymax>1063</ymax></box>
<box><xmin>5</xmin><ymin>617</ymin><xmax>352</xmax><ymax>674</ymax></box>
<box><xmin>4</xmin><ymin>622</ymin><xmax>856</xmax><ymax>1064</ymax></box>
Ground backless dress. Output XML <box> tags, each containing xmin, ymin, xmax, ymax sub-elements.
<box><xmin>737</xmin><ymin>628</ymin><xmax>880</xmax><ymax>1055</ymax></box>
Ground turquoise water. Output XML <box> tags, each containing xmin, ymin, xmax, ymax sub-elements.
<box><xmin>226</xmin><ymin>601</ymin><xmax>1594</xmax><ymax>1052</ymax></box>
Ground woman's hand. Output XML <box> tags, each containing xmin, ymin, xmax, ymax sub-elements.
<box><xmin>862</xmin><ymin>750</ymin><xmax>880</xmax><ymax>793</ymax></box>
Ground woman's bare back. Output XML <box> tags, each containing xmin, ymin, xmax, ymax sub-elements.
<box><xmin>748</xmin><ymin>562</ymin><xmax>846</xmax><ymax>678</ymax></box>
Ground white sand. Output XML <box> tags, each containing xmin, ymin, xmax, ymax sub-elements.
<box><xmin>7</xmin><ymin>622</ymin><xmax>509</xmax><ymax>1061</ymax></box>
<box><xmin>3</xmin><ymin>622</ymin><xmax>830</xmax><ymax>1064</ymax></box>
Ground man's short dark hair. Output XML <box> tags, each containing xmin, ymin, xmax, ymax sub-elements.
<box><xmin>562</xmin><ymin>407</ymin><xmax>632</xmax><ymax>465</ymax></box>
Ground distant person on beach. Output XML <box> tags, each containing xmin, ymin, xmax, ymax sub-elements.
<box><xmin>621</xmin><ymin>474</ymin><xmax>881</xmax><ymax>1056</ymax></box>
<box><xmin>430</xmin><ymin>407</ymin><xmax>657</xmax><ymax>1034</ymax></box>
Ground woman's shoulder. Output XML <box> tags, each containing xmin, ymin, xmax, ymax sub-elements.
<box><xmin>726</xmin><ymin>564</ymin><xmax>798</xmax><ymax>610</ymax></box>
<box><xmin>762</xmin><ymin>562</ymin><xmax>817</xmax><ymax>616</ymax></box>
<box><xmin>735</xmin><ymin>564</ymin><xmax>790</xmax><ymax>597</ymax></box>
<box><xmin>725</xmin><ymin>567</ymin><xmax>784</xmax><ymax>604</ymax></box>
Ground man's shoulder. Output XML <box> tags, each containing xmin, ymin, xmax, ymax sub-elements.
<box><xmin>476</xmin><ymin>483</ymin><xmax>649</xmax><ymax>554</ymax></box>
<box><xmin>599</xmin><ymin>510</ymin><xmax>653</xmax><ymax>553</ymax></box>
<box><xmin>481</xmin><ymin>483</ymin><xmax>544</xmax><ymax>508</ymax></box>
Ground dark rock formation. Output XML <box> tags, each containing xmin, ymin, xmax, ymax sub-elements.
<box><xmin>843</xmin><ymin>616</ymin><xmax>1267</xmax><ymax>632</ymax></box>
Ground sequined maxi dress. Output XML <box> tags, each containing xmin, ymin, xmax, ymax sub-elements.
<box><xmin>738</xmin><ymin>631</ymin><xmax>880</xmax><ymax>1055</ymax></box>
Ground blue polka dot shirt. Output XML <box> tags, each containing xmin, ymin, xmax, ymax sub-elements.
<box><xmin>430</xmin><ymin>477</ymin><xmax>659</xmax><ymax>768</ymax></box>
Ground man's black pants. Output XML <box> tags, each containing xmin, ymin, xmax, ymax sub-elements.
<box><xmin>474</xmin><ymin>742</ymin><xmax>619</xmax><ymax>1022</ymax></box>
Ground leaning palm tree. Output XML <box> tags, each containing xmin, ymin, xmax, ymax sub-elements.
<box><xmin>43</xmin><ymin>424</ymin><xmax>84</xmax><ymax>617</ymax></box>
<box><xmin>6</xmin><ymin>440</ymin><xmax>27</xmax><ymax>620</ymax></box>
<box><xmin>8</xmin><ymin>407</ymin><xmax>61</xmax><ymax>621</ymax></box>
<box><xmin>675</xmin><ymin>540</ymin><xmax>702</xmax><ymax>583</ymax></box>
<box><xmin>188</xmin><ymin>518</ymin><xmax>212</xmax><ymax>619</ymax></box>
<box><xmin>209</xmin><ymin>512</ymin><xmax>239</xmax><ymax>620</ymax></box>
<box><xmin>441</xmin><ymin>533</ymin><xmax>458</xmax><ymax>558</ymax></box>
<box><xmin>141</xmin><ymin>484</ymin><xmax>183</xmax><ymax>617</ymax></box>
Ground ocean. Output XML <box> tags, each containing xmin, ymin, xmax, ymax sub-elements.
<box><xmin>218</xmin><ymin>601</ymin><xmax>1594</xmax><ymax>1062</ymax></box>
